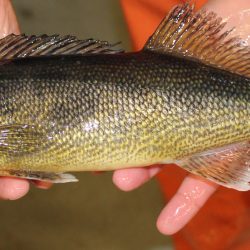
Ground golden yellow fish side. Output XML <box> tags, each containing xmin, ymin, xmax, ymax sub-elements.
<box><xmin>0</xmin><ymin>94</ymin><xmax>248</xmax><ymax>173</ymax></box>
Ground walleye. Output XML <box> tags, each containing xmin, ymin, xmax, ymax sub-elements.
<box><xmin>0</xmin><ymin>4</ymin><xmax>249</xmax><ymax>191</ymax></box>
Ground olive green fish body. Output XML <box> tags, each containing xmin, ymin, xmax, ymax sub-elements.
<box><xmin>0</xmin><ymin>3</ymin><xmax>249</xmax><ymax>190</ymax></box>
<box><xmin>0</xmin><ymin>52</ymin><xmax>248</xmax><ymax>172</ymax></box>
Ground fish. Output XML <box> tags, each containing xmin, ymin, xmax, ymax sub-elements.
<box><xmin>0</xmin><ymin>3</ymin><xmax>248</xmax><ymax>191</ymax></box>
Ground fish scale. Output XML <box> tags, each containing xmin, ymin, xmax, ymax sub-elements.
<box><xmin>0</xmin><ymin>52</ymin><xmax>248</xmax><ymax>172</ymax></box>
<box><xmin>0</xmin><ymin>3</ymin><xmax>248</xmax><ymax>190</ymax></box>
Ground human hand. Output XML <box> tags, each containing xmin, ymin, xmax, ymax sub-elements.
<box><xmin>0</xmin><ymin>0</ymin><xmax>51</xmax><ymax>200</ymax></box>
<box><xmin>113</xmin><ymin>166</ymin><xmax>218</xmax><ymax>235</ymax></box>
<box><xmin>113</xmin><ymin>0</ymin><xmax>249</xmax><ymax>235</ymax></box>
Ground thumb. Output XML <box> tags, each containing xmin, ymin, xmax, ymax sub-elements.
<box><xmin>0</xmin><ymin>0</ymin><xmax>20</xmax><ymax>38</ymax></box>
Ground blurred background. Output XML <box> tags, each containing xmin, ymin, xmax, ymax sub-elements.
<box><xmin>0</xmin><ymin>1</ymin><xmax>172</xmax><ymax>249</ymax></box>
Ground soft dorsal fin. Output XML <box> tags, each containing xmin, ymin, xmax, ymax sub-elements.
<box><xmin>144</xmin><ymin>3</ymin><xmax>250</xmax><ymax>77</ymax></box>
<box><xmin>0</xmin><ymin>34</ymin><xmax>123</xmax><ymax>60</ymax></box>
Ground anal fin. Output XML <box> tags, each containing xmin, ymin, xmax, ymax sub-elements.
<box><xmin>0</xmin><ymin>169</ymin><xmax>78</xmax><ymax>183</ymax></box>
<box><xmin>176</xmin><ymin>142</ymin><xmax>250</xmax><ymax>191</ymax></box>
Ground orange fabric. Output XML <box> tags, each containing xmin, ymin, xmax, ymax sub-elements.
<box><xmin>120</xmin><ymin>0</ymin><xmax>207</xmax><ymax>51</ymax></box>
<box><xmin>120</xmin><ymin>0</ymin><xmax>250</xmax><ymax>249</ymax></box>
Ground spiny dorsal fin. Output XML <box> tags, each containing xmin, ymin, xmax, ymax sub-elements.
<box><xmin>0</xmin><ymin>34</ymin><xmax>123</xmax><ymax>60</ymax></box>
<box><xmin>144</xmin><ymin>3</ymin><xmax>250</xmax><ymax>77</ymax></box>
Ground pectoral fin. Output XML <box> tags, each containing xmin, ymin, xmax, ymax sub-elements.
<box><xmin>0</xmin><ymin>124</ymin><xmax>46</xmax><ymax>157</ymax></box>
<box><xmin>176</xmin><ymin>142</ymin><xmax>250</xmax><ymax>191</ymax></box>
<box><xmin>0</xmin><ymin>170</ymin><xmax>78</xmax><ymax>183</ymax></box>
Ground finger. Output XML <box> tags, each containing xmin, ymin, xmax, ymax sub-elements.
<box><xmin>113</xmin><ymin>165</ymin><xmax>161</xmax><ymax>191</ymax></box>
<box><xmin>156</xmin><ymin>175</ymin><xmax>218</xmax><ymax>235</ymax></box>
<box><xmin>0</xmin><ymin>0</ymin><xmax>20</xmax><ymax>37</ymax></box>
<box><xmin>0</xmin><ymin>177</ymin><xmax>30</xmax><ymax>200</ymax></box>
<box><xmin>204</xmin><ymin>0</ymin><xmax>250</xmax><ymax>40</ymax></box>
<box><xmin>31</xmin><ymin>180</ymin><xmax>53</xmax><ymax>190</ymax></box>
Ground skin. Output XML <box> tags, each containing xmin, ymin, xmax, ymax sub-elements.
<box><xmin>0</xmin><ymin>0</ymin><xmax>248</xmax><ymax>236</ymax></box>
